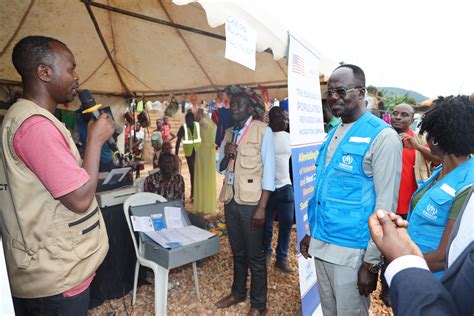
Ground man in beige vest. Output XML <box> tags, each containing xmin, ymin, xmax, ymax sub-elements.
<box><xmin>0</xmin><ymin>36</ymin><xmax>113</xmax><ymax>315</ymax></box>
<box><xmin>215</xmin><ymin>85</ymin><xmax>275</xmax><ymax>316</ymax></box>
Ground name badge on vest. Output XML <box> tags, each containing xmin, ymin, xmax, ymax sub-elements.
<box><xmin>227</xmin><ymin>172</ymin><xmax>235</xmax><ymax>185</ymax></box>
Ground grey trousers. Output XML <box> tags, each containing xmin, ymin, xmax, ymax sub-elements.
<box><xmin>224</xmin><ymin>199</ymin><xmax>267</xmax><ymax>311</ymax></box>
<box><xmin>314</xmin><ymin>258</ymin><xmax>370</xmax><ymax>316</ymax></box>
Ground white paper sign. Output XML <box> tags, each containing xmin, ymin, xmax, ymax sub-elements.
<box><xmin>297</xmin><ymin>254</ymin><xmax>318</xmax><ymax>298</ymax></box>
<box><xmin>225</xmin><ymin>15</ymin><xmax>257</xmax><ymax>70</ymax></box>
<box><xmin>288</xmin><ymin>35</ymin><xmax>325</xmax><ymax>147</ymax></box>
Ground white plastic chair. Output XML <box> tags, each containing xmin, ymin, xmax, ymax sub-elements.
<box><xmin>132</xmin><ymin>176</ymin><xmax>146</xmax><ymax>192</ymax></box>
<box><xmin>123</xmin><ymin>192</ymin><xmax>200</xmax><ymax>316</ymax></box>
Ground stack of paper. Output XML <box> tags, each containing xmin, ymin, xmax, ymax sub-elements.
<box><xmin>145</xmin><ymin>226</ymin><xmax>215</xmax><ymax>249</ymax></box>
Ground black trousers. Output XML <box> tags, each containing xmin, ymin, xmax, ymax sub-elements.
<box><xmin>224</xmin><ymin>199</ymin><xmax>267</xmax><ymax>311</ymax></box>
<box><xmin>13</xmin><ymin>286</ymin><xmax>90</xmax><ymax>316</ymax></box>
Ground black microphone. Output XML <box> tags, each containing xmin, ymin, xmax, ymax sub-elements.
<box><xmin>228</xmin><ymin>126</ymin><xmax>240</xmax><ymax>159</ymax></box>
<box><xmin>231</xmin><ymin>126</ymin><xmax>240</xmax><ymax>144</ymax></box>
<box><xmin>78</xmin><ymin>90</ymin><xmax>119</xmax><ymax>152</ymax></box>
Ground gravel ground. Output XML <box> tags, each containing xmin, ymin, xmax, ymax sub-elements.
<box><xmin>89</xmin><ymin>116</ymin><xmax>393</xmax><ymax>315</ymax></box>
<box><xmin>88</xmin><ymin>224</ymin><xmax>392</xmax><ymax>315</ymax></box>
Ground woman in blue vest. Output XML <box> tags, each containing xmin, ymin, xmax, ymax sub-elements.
<box><xmin>407</xmin><ymin>95</ymin><xmax>474</xmax><ymax>279</ymax></box>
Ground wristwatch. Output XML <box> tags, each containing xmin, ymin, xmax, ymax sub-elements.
<box><xmin>364</xmin><ymin>261</ymin><xmax>382</xmax><ymax>274</ymax></box>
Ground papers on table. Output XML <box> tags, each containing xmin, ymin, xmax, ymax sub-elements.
<box><xmin>130</xmin><ymin>207</ymin><xmax>184</xmax><ymax>233</ymax></box>
<box><xmin>151</xmin><ymin>214</ymin><xmax>166</xmax><ymax>231</ymax></box>
<box><xmin>164</xmin><ymin>206</ymin><xmax>184</xmax><ymax>229</ymax></box>
<box><xmin>130</xmin><ymin>206</ymin><xmax>215</xmax><ymax>249</ymax></box>
<box><xmin>145</xmin><ymin>225</ymin><xmax>215</xmax><ymax>249</ymax></box>
<box><xmin>130</xmin><ymin>216</ymin><xmax>154</xmax><ymax>232</ymax></box>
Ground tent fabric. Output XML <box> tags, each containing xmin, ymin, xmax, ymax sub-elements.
<box><xmin>0</xmin><ymin>0</ymin><xmax>298</xmax><ymax>98</ymax></box>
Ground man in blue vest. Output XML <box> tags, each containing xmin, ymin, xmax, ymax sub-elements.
<box><xmin>300</xmin><ymin>64</ymin><xmax>402</xmax><ymax>315</ymax></box>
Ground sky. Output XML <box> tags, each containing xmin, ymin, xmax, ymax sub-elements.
<box><xmin>267</xmin><ymin>0</ymin><xmax>474</xmax><ymax>98</ymax></box>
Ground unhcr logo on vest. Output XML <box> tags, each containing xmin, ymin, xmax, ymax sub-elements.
<box><xmin>338</xmin><ymin>155</ymin><xmax>354</xmax><ymax>171</ymax></box>
<box><xmin>422</xmin><ymin>203</ymin><xmax>438</xmax><ymax>221</ymax></box>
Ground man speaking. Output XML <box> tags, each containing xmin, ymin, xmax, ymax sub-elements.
<box><xmin>0</xmin><ymin>36</ymin><xmax>113</xmax><ymax>315</ymax></box>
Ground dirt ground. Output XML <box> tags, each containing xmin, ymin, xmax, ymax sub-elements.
<box><xmin>89</xmin><ymin>171</ymin><xmax>393</xmax><ymax>316</ymax></box>
<box><xmin>89</xmin><ymin>112</ymin><xmax>393</xmax><ymax>315</ymax></box>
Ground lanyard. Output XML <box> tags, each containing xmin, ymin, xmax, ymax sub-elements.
<box><xmin>234</xmin><ymin>118</ymin><xmax>254</xmax><ymax>146</ymax></box>
<box><xmin>228</xmin><ymin>119</ymin><xmax>253</xmax><ymax>172</ymax></box>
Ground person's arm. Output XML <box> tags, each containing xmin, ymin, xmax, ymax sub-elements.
<box><xmin>359</xmin><ymin>128</ymin><xmax>403</xmax><ymax>296</ymax></box>
<box><xmin>369</xmin><ymin>210</ymin><xmax>460</xmax><ymax>316</ymax></box>
<box><xmin>59</xmin><ymin>114</ymin><xmax>114</xmax><ymax>213</ymax></box>
<box><xmin>143</xmin><ymin>175</ymin><xmax>154</xmax><ymax>193</ymax></box>
<box><xmin>399</xmin><ymin>132</ymin><xmax>441</xmax><ymax>164</ymax></box>
<box><xmin>169</xmin><ymin>125</ymin><xmax>177</xmax><ymax>140</ymax></box>
<box><xmin>217</xmin><ymin>130</ymin><xmax>236</xmax><ymax>172</ymax></box>
<box><xmin>219</xmin><ymin>143</ymin><xmax>238</xmax><ymax>172</ymax></box>
<box><xmin>364</xmin><ymin>128</ymin><xmax>403</xmax><ymax>263</ymax></box>
<box><xmin>424</xmin><ymin>219</ymin><xmax>455</xmax><ymax>272</ymax></box>
<box><xmin>175</xmin><ymin>126</ymin><xmax>184</xmax><ymax>155</ymax></box>
<box><xmin>14</xmin><ymin>114</ymin><xmax>113</xmax><ymax>214</ymax></box>
<box><xmin>177</xmin><ymin>174</ymin><xmax>185</xmax><ymax>202</ymax></box>
<box><xmin>252</xmin><ymin>127</ymin><xmax>275</xmax><ymax>229</ymax></box>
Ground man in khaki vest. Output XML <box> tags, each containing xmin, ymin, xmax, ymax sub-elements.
<box><xmin>215</xmin><ymin>85</ymin><xmax>275</xmax><ymax>316</ymax></box>
<box><xmin>0</xmin><ymin>36</ymin><xmax>113</xmax><ymax>315</ymax></box>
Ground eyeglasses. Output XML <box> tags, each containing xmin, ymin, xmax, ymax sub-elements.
<box><xmin>324</xmin><ymin>87</ymin><xmax>363</xmax><ymax>98</ymax></box>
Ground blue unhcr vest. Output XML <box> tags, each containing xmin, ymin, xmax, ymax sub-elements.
<box><xmin>309</xmin><ymin>112</ymin><xmax>390</xmax><ymax>249</ymax></box>
<box><xmin>408</xmin><ymin>158</ymin><xmax>474</xmax><ymax>278</ymax></box>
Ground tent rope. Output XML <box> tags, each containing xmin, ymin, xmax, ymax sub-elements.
<box><xmin>0</xmin><ymin>0</ymin><xmax>35</xmax><ymax>57</ymax></box>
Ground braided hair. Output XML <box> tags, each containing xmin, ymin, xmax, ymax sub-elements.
<box><xmin>419</xmin><ymin>95</ymin><xmax>474</xmax><ymax>156</ymax></box>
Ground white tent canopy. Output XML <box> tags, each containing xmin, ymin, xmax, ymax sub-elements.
<box><xmin>1</xmin><ymin>0</ymin><xmax>330</xmax><ymax>100</ymax></box>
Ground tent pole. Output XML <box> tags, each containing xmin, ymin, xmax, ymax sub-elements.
<box><xmin>82</xmin><ymin>0</ymin><xmax>226</xmax><ymax>41</ymax></box>
<box><xmin>83</xmin><ymin>2</ymin><xmax>132</xmax><ymax>97</ymax></box>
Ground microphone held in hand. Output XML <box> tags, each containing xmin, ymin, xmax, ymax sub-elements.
<box><xmin>231</xmin><ymin>126</ymin><xmax>240</xmax><ymax>144</ymax></box>
<box><xmin>78</xmin><ymin>89</ymin><xmax>119</xmax><ymax>153</ymax></box>
<box><xmin>228</xmin><ymin>127</ymin><xmax>240</xmax><ymax>159</ymax></box>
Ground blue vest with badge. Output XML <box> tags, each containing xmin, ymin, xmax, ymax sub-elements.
<box><xmin>309</xmin><ymin>112</ymin><xmax>390</xmax><ymax>249</ymax></box>
<box><xmin>407</xmin><ymin>158</ymin><xmax>474</xmax><ymax>278</ymax></box>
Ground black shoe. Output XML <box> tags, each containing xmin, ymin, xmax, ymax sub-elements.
<box><xmin>275</xmin><ymin>259</ymin><xmax>295</xmax><ymax>273</ymax></box>
<box><xmin>380</xmin><ymin>289</ymin><xmax>391</xmax><ymax>307</ymax></box>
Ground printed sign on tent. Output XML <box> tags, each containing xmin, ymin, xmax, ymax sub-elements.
<box><xmin>288</xmin><ymin>34</ymin><xmax>325</xmax><ymax>316</ymax></box>
<box><xmin>225</xmin><ymin>15</ymin><xmax>257</xmax><ymax>70</ymax></box>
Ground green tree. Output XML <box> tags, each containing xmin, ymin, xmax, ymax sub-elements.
<box><xmin>383</xmin><ymin>92</ymin><xmax>417</xmax><ymax>111</ymax></box>
<box><xmin>367</xmin><ymin>85</ymin><xmax>378</xmax><ymax>95</ymax></box>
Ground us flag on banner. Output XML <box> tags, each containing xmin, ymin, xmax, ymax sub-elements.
<box><xmin>292</xmin><ymin>54</ymin><xmax>305</xmax><ymax>75</ymax></box>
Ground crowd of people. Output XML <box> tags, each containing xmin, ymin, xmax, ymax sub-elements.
<box><xmin>0</xmin><ymin>35</ymin><xmax>473</xmax><ymax>316</ymax></box>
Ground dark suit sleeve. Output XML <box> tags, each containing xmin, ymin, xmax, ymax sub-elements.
<box><xmin>390</xmin><ymin>268</ymin><xmax>457</xmax><ymax>316</ymax></box>
<box><xmin>391</xmin><ymin>242</ymin><xmax>474</xmax><ymax>316</ymax></box>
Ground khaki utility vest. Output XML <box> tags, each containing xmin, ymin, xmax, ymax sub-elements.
<box><xmin>219</xmin><ymin>120</ymin><xmax>266</xmax><ymax>205</ymax></box>
<box><xmin>182</xmin><ymin>122</ymin><xmax>201</xmax><ymax>157</ymax></box>
<box><xmin>413</xmin><ymin>132</ymin><xmax>432</xmax><ymax>185</ymax></box>
<box><xmin>0</xmin><ymin>99</ymin><xmax>108</xmax><ymax>298</ymax></box>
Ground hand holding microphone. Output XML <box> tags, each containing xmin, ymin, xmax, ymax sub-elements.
<box><xmin>224</xmin><ymin>128</ymin><xmax>239</xmax><ymax>159</ymax></box>
<box><xmin>87</xmin><ymin>113</ymin><xmax>114</xmax><ymax>148</ymax></box>
<box><xmin>79</xmin><ymin>90</ymin><xmax>119</xmax><ymax>152</ymax></box>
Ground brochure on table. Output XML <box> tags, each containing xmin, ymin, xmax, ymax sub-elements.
<box><xmin>131</xmin><ymin>206</ymin><xmax>215</xmax><ymax>249</ymax></box>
